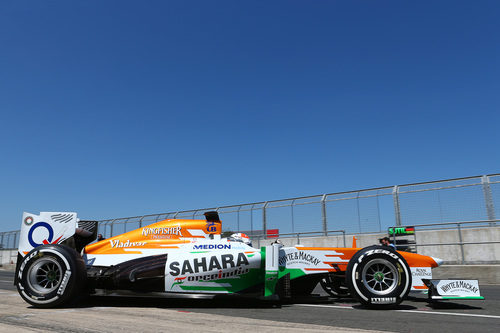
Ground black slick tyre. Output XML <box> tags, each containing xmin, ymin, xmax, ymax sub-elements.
<box><xmin>346</xmin><ymin>245</ymin><xmax>412</xmax><ymax>309</ymax></box>
<box><xmin>16</xmin><ymin>244</ymin><xmax>86</xmax><ymax>308</ymax></box>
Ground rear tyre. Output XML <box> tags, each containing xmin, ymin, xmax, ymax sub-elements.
<box><xmin>16</xmin><ymin>244</ymin><xmax>86</xmax><ymax>308</ymax></box>
<box><xmin>346</xmin><ymin>245</ymin><xmax>411</xmax><ymax>309</ymax></box>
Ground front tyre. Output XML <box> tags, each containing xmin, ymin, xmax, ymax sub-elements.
<box><xmin>346</xmin><ymin>245</ymin><xmax>411</xmax><ymax>309</ymax></box>
<box><xmin>16</xmin><ymin>245</ymin><xmax>86</xmax><ymax>308</ymax></box>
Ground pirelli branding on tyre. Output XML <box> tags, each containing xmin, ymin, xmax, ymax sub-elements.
<box><xmin>346</xmin><ymin>245</ymin><xmax>412</xmax><ymax>309</ymax></box>
<box><xmin>16</xmin><ymin>244</ymin><xmax>86</xmax><ymax>308</ymax></box>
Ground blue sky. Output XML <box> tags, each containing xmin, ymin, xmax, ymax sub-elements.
<box><xmin>1</xmin><ymin>1</ymin><xmax>499</xmax><ymax>231</ymax></box>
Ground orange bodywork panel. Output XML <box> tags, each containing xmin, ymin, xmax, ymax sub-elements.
<box><xmin>85</xmin><ymin>219</ymin><xmax>221</xmax><ymax>255</ymax></box>
<box><xmin>296</xmin><ymin>247</ymin><xmax>439</xmax><ymax>269</ymax></box>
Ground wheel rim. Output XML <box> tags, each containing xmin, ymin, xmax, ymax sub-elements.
<box><xmin>27</xmin><ymin>257</ymin><xmax>63</xmax><ymax>294</ymax></box>
<box><xmin>361</xmin><ymin>258</ymin><xmax>398</xmax><ymax>295</ymax></box>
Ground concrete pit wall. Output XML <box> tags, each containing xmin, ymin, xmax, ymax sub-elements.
<box><xmin>261</xmin><ymin>226</ymin><xmax>500</xmax><ymax>264</ymax></box>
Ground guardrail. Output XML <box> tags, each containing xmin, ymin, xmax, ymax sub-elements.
<box><xmin>0</xmin><ymin>231</ymin><xmax>19</xmax><ymax>251</ymax></box>
<box><xmin>251</xmin><ymin>230</ymin><xmax>347</xmax><ymax>248</ymax></box>
<box><xmin>74</xmin><ymin>173</ymin><xmax>500</xmax><ymax>238</ymax></box>
<box><xmin>389</xmin><ymin>219</ymin><xmax>500</xmax><ymax>264</ymax></box>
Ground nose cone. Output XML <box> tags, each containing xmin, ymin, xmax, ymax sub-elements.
<box><xmin>431</xmin><ymin>256</ymin><xmax>444</xmax><ymax>267</ymax></box>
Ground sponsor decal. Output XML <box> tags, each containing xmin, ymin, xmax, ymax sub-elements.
<box><xmin>27</xmin><ymin>222</ymin><xmax>63</xmax><ymax>248</ymax></box>
<box><xmin>188</xmin><ymin>266</ymin><xmax>249</xmax><ymax>282</ymax></box>
<box><xmin>19</xmin><ymin>251</ymin><xmax>39</xmax><ymax>279</ymax></box>
<box><xmin>358</xmin><ymin>249</ymin><xmax>398</xmax><ymax>263</ymax></box>
<box><xmin>412</xmin><ymin>268</ymin><xmax>431</xmax><ymax>278</ymax></box>
<box><xmin>206</xmin><ymin>221</ymin><xmax>217</xmax><ymax>233</ymax></box>
<box><xmin>439</xmin><ymin>280</ymin><xmax>479</xmax><ymax>294</ymax></box>
<box><xmin>169</xmin><ymin>253</ymin><xmax>251</xmax><ymax>287</ymax></box>
<box><xmin>169</xmin><ymin>253</ymin><xmax>250</xmax><ymax>276</ymax></box>
<box><xmin>279</xmin><ymin>251</ymin><xmax>321</xmax><ymax>266</ymax></box>
<box><xmin>371</xmin><ymin>297</ymin><xmax>396</xmax><ymax>304</ymax></box>
<box><xmin>50</xmin><ymin>214</ymin><xmax>74</xmax><ymax>224</ymax></box>
<box><xmin>109</xmin><ymin>240</ymin><xmax>147</xmax><ymax>248</ymax></box>
<box><xmin>57</xmin><ymin>270</ymin><xmax>72</xmax><ymax>295</ymax></box>
<box><xmin>24</xmin><ymin>216</ymin><xmax>34</xmax><ymax>226</ymax></box>
<box><xmin>193</xmin><ymin>244</ymin><xmax>231</xmax><ymax>250</ymax></box>
<box><xmin>142</xmin><ymin>226</ymin><xmax>182</xmax><ymax>238</ymax></box>
<box><xmin>171</xmin><ymin>277</ymin><xmax>187</xmax><ymax>289</ymax></box>
<box><xmin>388</xmin><ymin>227</ymin><xmax>415</xmax><ymax>235</ymax></box>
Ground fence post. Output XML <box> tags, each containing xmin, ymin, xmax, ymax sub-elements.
<box><xmin>0</xmin><ymin>233</ymin><xmax>4</xmax><ymax>249</ymax></box>
<box><xmin>13</xmin><ymin>232</ymin><xmax>17</xmax><ymax>249</ymax></box>
<box><xmin>263</xmin><ymin>202</ymin><xmax>268</xmax><ymax>238</ymax></box>
<box><xmin>237</xmin><ymin>206</ymin><xmax>241</xmax><ymax>232</ymax></box>
<box><xmin>110</xmin><ymin>219</ymin><xmax>116</xmax><ymax>237</ymax></box>
<box><xmin>392</xmin><ymin>185</ymin><xmax>402</xmax><ymax>226</ymax></box>
<box><xmin>250</xmin><ymin>204</ymin><xmax>254</xmax><ymax>236</ymax></box>
<box><xmin>481</xmin><ymin>175</ymin><xmax>496</xmax><ymax>226</ymax></box>
<box><xmin>139</xmin><ymin>216</ymin><xmax>144</xmax><ymax>228</ymax></box>
<box><xmin>321</xmin><ymin>194</ymin><xmax>327</xmax><ymax>236</ymax></box>
<box><xmin>457</xmin><ymin>223</ymin><xmax>465</xmax><ymax>264</ymax></box>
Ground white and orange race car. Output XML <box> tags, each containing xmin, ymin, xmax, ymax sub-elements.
<box><xmin>14</xmin><ymin>211</ymin><xmax>483</xmax><ymax>309</ymax></box>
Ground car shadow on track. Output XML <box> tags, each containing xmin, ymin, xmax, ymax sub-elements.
<box><xmin>73</xmin><ymin>295</ymin><xmax>281</xmax><ymax>309</ymax></box>
<box><xmin>406</xmin><ymin>295</ymin><xmax>483</xmax><ymax>310</ymax></box>
<box><xmin>58</xmin><ymin>295</ymin><xmax>421</xmax><ymax>311</ymax></box>
<box><xmin>426</xmin><ymin>302</ymin><xmax>483</xmax><ymax>310</ymax></box>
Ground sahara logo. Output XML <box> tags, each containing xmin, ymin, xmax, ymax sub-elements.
<box><xmin>169</xmin><ymin>253</ymin><xmax>250</xmax><ymax>276</ymax></box>
<box><xmin>27</xmin><ymin>222</ymin><xmax>63</xmax><ymax>248</ymax></box>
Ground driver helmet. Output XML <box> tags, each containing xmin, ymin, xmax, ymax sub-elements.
<box><xmin>229</xmin><ymin>233</ymin><xmax>252</xmax><ymax>246</ymax></box>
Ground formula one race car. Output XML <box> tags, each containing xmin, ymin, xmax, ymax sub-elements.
<box><xmin>14</xmin><ymin>211</ymin><xmax>483</xmax><ymax>309</ymax></box>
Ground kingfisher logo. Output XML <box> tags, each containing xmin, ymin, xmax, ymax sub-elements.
<box><xmin>193</xmin><ymin>244</ymin><xmax>231</xmax><ymax>250</ymax></box>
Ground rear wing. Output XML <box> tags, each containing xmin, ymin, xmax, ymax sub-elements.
<box><xmin>18</xmin><ymin>212</ymin><xmax>98</xmax><ymax>257</ymax></box>
<box><xmin>15</xmin><ymin>211</ymin><xmax>98</xmax><ymax>284</ymax></box>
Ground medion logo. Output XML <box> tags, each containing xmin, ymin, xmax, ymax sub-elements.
<box><xmin>193</xmin><ymin>244</ymin><xmax>231</xmax><ymax>250</ymax></box>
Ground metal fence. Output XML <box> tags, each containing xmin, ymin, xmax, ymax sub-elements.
<box><xmin>390</xmin><ymin>219</ymin><xmax>500</xmax><ymax>264</ymax></box>
<box><xmin>1</xmin><ymin>174</ymin><xmax>499</xmax><ymax>250</ymax></box>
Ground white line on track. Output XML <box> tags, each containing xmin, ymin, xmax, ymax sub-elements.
<box><xmin>0</xmin><ymin>280</ymin><xmax>13</xmax><ymax>283</ymax></box>
<box><xmin>294</xmin><ymin>304</ymin><xmax>500</xmax><ymax>320</ymax></box>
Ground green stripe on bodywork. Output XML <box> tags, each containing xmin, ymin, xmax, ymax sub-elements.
<box><xmin>190</xmin><ymin>251</ymin><xmax>210</xmax><ymax>254</ymax></box>
<box><xmin>279</xmin><ymin>267</ymin><xmax>307</xmax><ymax>280</ymax></box>
<box><xmin>180</xmin><ymin>286</ymin><xmax>233</xmax><ymax>292</ymax></box>
<box><xmin>179</xmin><ymin>268</ymin><xmax>264</xmax><ymax>293</ymax></box>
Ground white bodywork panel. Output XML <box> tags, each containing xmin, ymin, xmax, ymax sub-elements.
<box><xmin>19</xmin><ymin>212</ymin><xmax>77</xmax><ymax>256</ymax></box>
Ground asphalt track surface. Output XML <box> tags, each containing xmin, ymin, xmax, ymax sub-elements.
<box><xmin>1</xmin><ymin>270</ymin><xmax>499</xmax><ymax>333</ymax></box>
